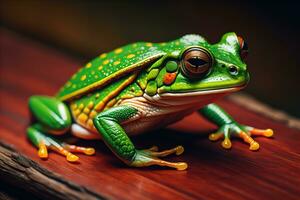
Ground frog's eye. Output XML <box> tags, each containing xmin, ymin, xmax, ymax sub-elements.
<box><xmin>237</xmin><ymin>36</ymin><xmax>249</xmax><ymax>60</ymax></box>
<box><xmin>181</xmin><ymin>47</ymin><xmax>213</xmax><ymax>79</ymax></box>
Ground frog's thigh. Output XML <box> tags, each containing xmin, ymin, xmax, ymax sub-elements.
<box><xmin>71</xmin><ymin>124</ymin><xmax>101</xmax><ymax>140</ymax></box>
<box><xmin>28</xmin><ymin>95</ymin><xmax>72</xmax><ymax>134</ymax></box>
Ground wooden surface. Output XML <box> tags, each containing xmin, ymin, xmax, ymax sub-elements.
<box><xmin>0</xmin><ymin>28</ymin><xmax>300</xmax><ymax>200</ymax></box>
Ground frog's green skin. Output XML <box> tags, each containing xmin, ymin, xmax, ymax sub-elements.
<box><xmin>27</xmin><ymin>33</ymin><xmax>273</xmax><ymax>170</ymax></box>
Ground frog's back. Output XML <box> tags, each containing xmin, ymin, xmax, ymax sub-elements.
<box><xmin>56</xmin><ymin>42</ymin><xmax>165</xmax><ymax>101</ymax></box>
<box><xmin>56</xmin><ymin>34</ymin><xmax>207</xmax><ymax>102</ymax></box>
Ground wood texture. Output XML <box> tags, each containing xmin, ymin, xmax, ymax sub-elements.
<box><xmin>0</xmin><ymin>142</ymin><xmax>103</xmax><ymax>200</ymax></box>
<box><xmin>0</xmin><ymin>28</ymin><xmax>300</xmax><ymax>200</ymax></box>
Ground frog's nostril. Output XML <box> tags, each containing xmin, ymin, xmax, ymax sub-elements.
<box><xmin>229</xmin><ymin>65</ymin><xmax>238</xmax><ymax>75</ymax></box>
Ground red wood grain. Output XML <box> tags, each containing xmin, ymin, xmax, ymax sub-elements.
<box><xmin>0</xmin><ymin>28</ymin><xmax>300</xmax><ymax>200</ymax></box>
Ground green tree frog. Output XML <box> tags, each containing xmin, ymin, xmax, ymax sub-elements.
<box><xmin>27</xmin><ymin>33</ymin><xmax>273</xmax><ymax>170</ymax></box>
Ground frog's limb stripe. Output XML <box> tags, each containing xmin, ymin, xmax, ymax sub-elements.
<box><xmin>93</xmin><ymin>105</ymin><xmax>188</xmax><ymax>170</ymax></box>
<box><xmin>200</xmin><ymin>103</ymin><xmax>274</xmax><ymax>151</ymax></box>
<box><xmin>94</xmin><ymin>73</ymin><xmax>138</xmax><ymax>112</ymax></box>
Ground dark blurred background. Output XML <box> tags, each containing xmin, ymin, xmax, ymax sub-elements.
<box><xmin>0</xmin><ymin>0</ymin><xmax>299</xmax><ymax>117</ymax></box>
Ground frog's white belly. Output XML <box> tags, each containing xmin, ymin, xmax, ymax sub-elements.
<box><xmin>120</xmin><ymin>88</ymin><xmax>236</xmax><ymax>135</ymax></box>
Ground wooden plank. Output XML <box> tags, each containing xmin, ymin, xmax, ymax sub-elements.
<box><xmin>0</xmin><ymin>28</ymin><xmax>300</xmax><ymax>200</ymax></box>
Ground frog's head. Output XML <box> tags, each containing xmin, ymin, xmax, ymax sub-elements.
<box><xmin>154</xmin><ymin>32</ymin><xmax>249</xmax><ymax>105</ymax></box>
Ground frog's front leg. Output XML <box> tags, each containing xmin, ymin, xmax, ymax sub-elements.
<box><xmin>93</xmin><ymin>105</ymin><xmax>187</xmax><ymax>170</ymax></box>
<box><xmin>27</xmin><ymin>96</ymin><xmax>95</xmax><ymax>162</ymax></box>
<box><xmin>199</xmin><ymin>103</ymin><xmax>274</xmax><ymax>150</ymax></box>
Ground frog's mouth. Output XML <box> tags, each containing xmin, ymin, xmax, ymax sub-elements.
<box><xmin>158</xmin><ymin>85</ymin><xmax>244</xmax><ymax>97</ymax></box>
<box><xmin>143</xmin><ymin>84</ymin><xmax>246</xmax><ymax>106</ymax></box>
<box><xmin>158</xmin><ymin>81</ymin><xmax>247</xmax><ymax>96</ymax></box>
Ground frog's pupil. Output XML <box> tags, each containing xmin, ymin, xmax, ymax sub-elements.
<box><xmin>187</xmin><ymin>58</ymin><xmax>207</xmax><ymax>67</ymax></box>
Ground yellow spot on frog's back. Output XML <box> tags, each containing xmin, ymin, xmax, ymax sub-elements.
<box><xmin>89</xmin><ymin>110</ymin><xmax>97</xmax><ymax>118</ymax></box>
<box><xmin>98</xmin><ymin>65</ymin><xmax>103</xmax><ymax>70</ymax></box>
<box><xmin>160</xmin><ymin>42</ymin><xmax>166</xmax><ymax>46</ymax></box>
<box><xmin>87</xmin><ymin>119</ymin><xmax>94</xmax><ymax>128</ymax></box>
<box><xmin>127</xmin><ymin>54</ymin><xmax>135</xmax><ymax>59</ymax></box>
<box><xmin>83</xmin><ymin>107</ymin><xmax>90</xmax><ymax>114</ymax></box>
<box><xmin>86</xmin><ymin>62</ymin><xmax>92</xmax><ymax>68</ymax></box>
<box><xmin>175</xmin><ymin>41</ymin><xmax>180</xmax><ymax>45</ymax></box>
<box><xmin>73</xmin><ymin>109</ymin><xmax>81</xmax><ymax>117</ymax></box>
<box><xmin>99</xmin><ymin>53</ymin><xmax>107</xmax><ymax>58</ymax></box>
<box><xmin>113</xmin><ymin>60</ymin><xmax>120</xmax><ymax>65</ymax></box>
<box><xmin>146</xmin><ymin>43</ymin><xmax>153</xmax><ymax>47</ymax></box>
<box><xmin>95</xmin><ymin>93</ymin><xmax>100</xmax><ymax>99</ymax></box>
<box><xmin>87</xmin><ymin>101</ymin><xmax>94</xmax><ymax>109</ymax></box>
<box><xmin>78</xmin><ymin>113</ymin><xmax>88</xmax><ymax>123</ymax></box>
<box><xmin>78</xmin><ymin>103</ymin><xmax>84</xmax><ymax>110</ymax></box>
<box><xmin>103</xmin><ymin>60</ymin><xmax>109</xmax><ymax>65</ymax></box>
<box><xmin>71</xmin><ymin>103</ymin><xmax>77</xmax><ymax>110</ymax></box>
<box><xmin>91</xmin><ymin>71</ymin><xmax>95</xmax><ymax>75</ymax></box>
<box><xmin>81</xmin><ymin>75</ymin><xmax>87</xmax><ymax>81</ymax></box>
<box><xmin>114</xmin><ymin>48</ymin><xmax>123</xmax><ymax>54</ymax></box>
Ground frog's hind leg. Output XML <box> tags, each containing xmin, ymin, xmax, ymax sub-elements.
<box><xmin>27</xmin><ymin>96</ymin><xmax>95</xmax><ymax>162</ymax></box>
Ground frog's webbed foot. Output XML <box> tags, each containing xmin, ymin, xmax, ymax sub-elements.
<box><xmin>209</xmin><ymin>123</ymin><xmax>274</xmax><ymax>151</ymax></box>
<box><xmin>27</xmin><ymin>125</ymin><xmax>95</xmax><ymax>162</ymax></box>
<box><xmin>130</xmin><ymin>145</ymin><xmax>188</xmax><ymax>170</ymax></box>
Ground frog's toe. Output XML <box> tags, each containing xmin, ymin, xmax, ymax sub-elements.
<box><xmin>144</xmin><ymin>145</ymin><xmax>184</xmax><ymax>157</ymax></box>
<box><xmin>44</xmin><ymin>140</ymin><xmax>96</xmax><ymax>162</ymax></box>
<box><xmin>63</xmin><ymin>144</ymin><xmax>96</xmax><ymax>156</ymax></box>
<box><xmin>146</xmin><ymin>145</ymin><xmax>159</xmax><ymax>151</ymax></box>
<box><xmin>131</xmin><ymin>150</ymin><xmax>188</xmax><ymax>170</ymax></box>
<box><xmin>208</xmin><ymin>132</ymin><xmax>223</xmax><ymax>141</ymax></box>
<box><xmin>248</xmin><ymin>127</ymin><xmax>274</xmax><ymax>137</ymax></box>
<box><xmin>48</xmin><ymin>145</ymin><xmax>79</xmax><ymax>162</ymax></box>
<box><xmin>208</xmin><ymin>126</ymin><xmax>233</xmax><ymax>150</ymax></box>
<box><xmin>238</xmin><ymin>131</ymin><xmax>260</xmax><ymax>151</ymax></box>
<box><xmin>38</xmin><ymin>141</ymin><xmax>48</xmax><ymax>159</ymax></box>
<box><xmin>221</xmin><ymin>138</ymin><xmax>232</xmax><ymax>149</ymax></box>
